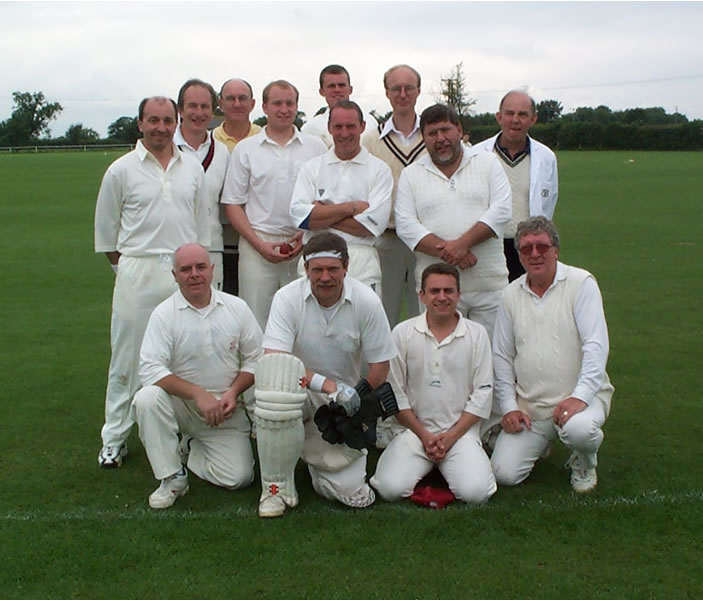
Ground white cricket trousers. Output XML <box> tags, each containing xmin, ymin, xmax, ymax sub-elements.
<box><xmin>370</xmin><ymin>429</ymin><xmax>497</xmax><ymax>504</ymax></box>
<box><xmin>491</xmin><ymin>399</ymin><xmax>609</xmax><ymax>486</ymax></box>
<box><xmin>375</xmin><ymin>231</ymin><xmax>419</xmax><ymax>328</ymax></box>
<box><xmin>101</xmin><ymin>255</ymin><xmax>176</xmax><ymax>448</ymax></box>
<box><xmin>238</xmin><ymin>232</ymin><xmax>300</xmax><ymax>330</ymax></box>
<box><xmin>133</xmin><ymin>385</ymin><xmax>254</xmax><ymax>488</ymax></box>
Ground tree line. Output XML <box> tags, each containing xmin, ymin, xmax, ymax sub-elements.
<box><xmin>2</xmin><ymin>87</ymin><xmax>702</xmax><ymax>150</ymax></box>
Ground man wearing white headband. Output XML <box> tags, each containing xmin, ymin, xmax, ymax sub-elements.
<box><xmin>254</xmin><ymin>232</ymin><xmax>395</xmax><ymax>517</ymax></box>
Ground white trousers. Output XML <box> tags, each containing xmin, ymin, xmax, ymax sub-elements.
<box><xmin>133</xmin><ymin>385</ymin><xmax>254</xmax><ymax>488</ymax></box>
<box><xmin>101</xmin><ymin>255</ymin><xmax>177</xmax><ymax>448</ymax></box>
<box><xmin>209</xmin><ymin>251</ymin><xmax>223</xmax><ymax>291</ymax></box>
<box><xmin>491</xmin><ymin>400</ymin><xmax>608</xmax><ymax>486</ymax></box>
<box><xmin>238</xmin><ymin>233</ymin><xmax>301</xmax><ymax>330</ymax></box>
<box><xmin>370</xmin><ymin>429</ymin><xmax>497</xmax><ymax>504</ymax></box>
<box><xmin>376</xmin><ymin>231</ymin><xmax>419</xmax><ymax>328</ymax></box>
<box><xmin>301</xmin><ymin>420</ymin><xmax>373</xmax><ymax>505</ymax></box>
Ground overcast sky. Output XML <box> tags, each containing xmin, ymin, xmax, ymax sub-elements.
<box><xmin>2</xmin><ymin>1</ymin><xmax>702</xmax><ymax>138</ymax></box>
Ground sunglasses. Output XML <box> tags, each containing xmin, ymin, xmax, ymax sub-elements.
<box><xmin>518</xmin><ymin>243</ymin><xmax>553</xmax><ymax>256</ymax></box>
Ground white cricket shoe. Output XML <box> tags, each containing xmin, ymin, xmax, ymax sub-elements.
<box><xmin>258</xmin><ymin>495</ymin><xmax>286</xmax><ymax>518</ymax></box>
<box><xmin>98</xmin><ymin>445</ymin><xmax>127</xmax><ymax>469</ymax></box>
<box><xmin>149</xmin><ymin>470</ymin><xmax>189</xmax><ymax>509</ymax></box>
<box><xmin>565</xmin><ymin>452</ymin><xmax>597</xmax><ymax>493</ymax></box>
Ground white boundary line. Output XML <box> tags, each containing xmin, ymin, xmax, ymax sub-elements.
<box><xmin>2</xmin><ymin>490</ymin><xmax>701</xmax><ymax>522</ymax></box>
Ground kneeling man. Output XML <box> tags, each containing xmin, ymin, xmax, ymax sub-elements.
<box><xmin>134</xmin><ymin>243</ymin><xmax>263</xmax><ymax>509</ymax></box>
<box><xmin>254</xmin><ymin>233</ymin><xmax>396</xmax><ymax>517</ymax></box>
<box><xmin>491</xmin><ymin>217</ymin><xmax>614</xmax><ymax>493</ymax></box>
<box><xmin>371</xmin><ymin>263</ymin><xmax>496</xmax><ymax>504</ymax></box>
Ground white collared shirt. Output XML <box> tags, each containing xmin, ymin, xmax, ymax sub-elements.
<box><xmin>94</xmin><ymin>140</ymin><xmax>211</xmax><ymax>256</ymax></box>
<box><xmin>139</xmin><ymin>287</ymin><xmax>263</xmax><ymax>395</ymax></box>
<box><xmin>173</xmin><ymin>126</ymin><xmax>229</xmax><ymax>251</ymax></box>
<box><xmin>264</xmin><ymin>276</ymin><xmax>395</xmax><ymax>388</ymax></box>
<box><xmin>220</xmin><ymin>127</ymin><xmax>326</xmax><ymax>235</ymax></box>
<box><xmin>493</xmin><ymin>261</ymin><xmax>610</xmax><ymax>414</ymax></box>
<box><xmin>390</xmin><ymin>313</ymin><xmax>493</xmax><ymax>434</ymax></box>
<box><xmin>379</xmin><ymin>114</ymin><xmax>421</xmax><ymax>145</ymax></box>
<box><xmin>289</xmin><ymin>146</ymin><xmax>393</xmax><ymax>246</ymax></box>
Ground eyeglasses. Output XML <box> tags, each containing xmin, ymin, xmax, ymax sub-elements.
<box><xmin>222</xmin><ymin>94</ymin><xmax>251</xmax><ymax>104</ymax></box>
<box><xmin>518</xmin><ymin>243</ymin><xmax>553</xmax><ymax>256</ymax></box>
<box><xmin>387</xmin><ymin>85</ymin><xmax>418</xmax><ymax>95</ymax></box>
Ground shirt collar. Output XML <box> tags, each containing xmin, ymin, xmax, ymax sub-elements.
<box><xmin>520</xmin><ymin>261</ymin><xmax>566</xmax><ymax>297</ymax></box>
<box><xmin>260</xmin><ymin>126</ymin><xmax>303</xmax><ymax>147</ymax></box>
<box><xmin>496</xmin><ymin>134</ymin><xmax>531</xmax><ymax>159</ymax></box>
<box><xmin>174</xmin><ymin>287</ymin><xmax>223</xmax><ymax>312</ymax></box>
<box><xmin>303</xmin><ymin>277</ymin><xmax>352</xmax><ymax>306</ymax></box>
<box><xmin>413</xmin><ymin>311</ymin><xmax>467</xmax><ymax>341</ymax></box>
<box><xmin>325</xmin><ymin>145</ymin><xmax>368</xmax><ymax>165</ymax></box>
<box><xmin>173</xmin><ymin>125</ymin><xmax>211</xmax><ymax>152</ymax></box>
<box><xmin>380</xmin><ymin>114</ymin><xmax>421</xmax><ymax>140</ymax></box>
<box><xmin>135</xmin><ymin>139</ymin><xmax>182</xmax><ymax>164</ymax></box>
<box><xmin>420</xmin><ymin>144</ymin><xmax>478</xmax><ymax>178</ymax></box>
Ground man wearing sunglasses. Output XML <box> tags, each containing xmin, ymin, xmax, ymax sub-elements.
<box><xmin>491</xmin><ymin>217</ymin><xmax>614</xmax><ymax>493</ymax></box>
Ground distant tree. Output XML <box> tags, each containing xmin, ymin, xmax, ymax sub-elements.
<box><xmin>64</xmin><ymin>123</ymin><xmax>100</xmax><ymax>145</ymax></box>
<box><xmin>252</xmin><ymin>110</ymin><xmax>307</xmax><ymax>130</ymax></box>
<box><xmin>436</xmin><ymin>61</ymin><xmax>476</xmax><ymax>116</ymax></box>
<box><xmin>107</xmin><ymin>116</ymin><xmax>139</xmax><ymax>143</ymax></box>
<box><xmin>537</xmin><ymin>99</ymin><xmax>563</xmax><ymax>123</ymax></box>
<box><xmin>0</xmin><ymin>91</ymin><xmax>63</xmax><ymax>145</ymax></box>
<box><xmin>369</xmin><ymin>109</ymin><xmax>392</xmax><ymax>126</ymax></box>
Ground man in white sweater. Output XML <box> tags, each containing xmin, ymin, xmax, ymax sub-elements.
<box><xmin>395</xmin><ymin>103</ymin><xmax>511</xmax><ymax>340</ymax></box>
<box><xmin>491</xmin><ymin>217</ymin><xmax>614</xmax><ymax>493</ymax></box>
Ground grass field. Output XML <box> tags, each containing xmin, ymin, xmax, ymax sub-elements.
<box><xmin>1</xmin><ymin>150</ymin><xmax>702</xmax><ymax>599</ymax></box>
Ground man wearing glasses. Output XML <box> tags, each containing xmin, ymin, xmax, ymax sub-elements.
<box><xmin>213</xmin><ymin>79</ymin><xmax>260</xmax><ymax>152</ymax></box>
<box><xmin>491</xmin><ymin>217</ymin><xmax>614</xmax><ymax>493</ymax></box>
<box><xmin>364</xmin><ymin>64</ymin><xmax>426</xmax><ymax>329</ymax></box>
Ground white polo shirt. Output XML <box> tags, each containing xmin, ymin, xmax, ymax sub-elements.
<box><xmin>220</xmin><ymin>127</ymin><xmax>326</xmax><ymax>236</ymax></box>
<box><xmin>390</xmin><ymin>313</ymin><xmax>493</xmax><ymax>434</ymax></box>
<box><xmin>290</xmin><ymin>147</ymin><xmax>392</xmax><ymax>246</ymax></box>
<box><xmin>264</xmin><ymin>276</ymin><xmax>395</xmax><ymax>387</ymax></box>
<box><xmin>95</xmin><ymin>140</ymin><xmax>211</xmax><ymax>256</ymax></box>
<box><xmin>173</xmin><ymin>126</ymin><xmax>229</xmax><ymax>252</ymax></box>
<box><xmin>139</xmin><ymin>288</ymin><xmax>263</xmax><ymax>395</ymax></box>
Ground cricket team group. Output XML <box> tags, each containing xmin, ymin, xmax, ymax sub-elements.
<box><xmin>94</xmin><ymin>63</ymin><xmax>614</xmax><ymax>516</ymax></box>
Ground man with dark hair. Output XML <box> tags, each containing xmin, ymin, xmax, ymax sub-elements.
<box><xmin>371</xmin><ymin>262</ymin><xmax>496</xmax><ymax>504</ymax></box>
<box><xmin>491</xmin><ymin>217</ymin><xmax>613</xmax><ymax>493</ymax></box>
<box><xmin>254</xmin><ymin>233</ymin><xmax>395</xmax><ymax>517</ymax></box>
<box><xmin>302</xmin><ymin>64</ymin><xmax>378</xmax><ymax>148</ymax></box>
<box><xmin>395</xmin><ymin>103</ymin><xmax>511</xmax><ymax>340</ymax></box>
<box><xmin>174</xmin><ymin>79</ymin><xmax>229</xmax><ymax>289</ymax></box>
<box><xmin>364</xmin><ymin>64</ymin><xmax>426</xmax><ymax>328</ymax></box>
<box><xmin>94</xmin><ymin>96</ymin><xmax>210</xmax><ymax>468</ymax></box>
<box><xmin>221</xmin><ymin>80</ymin><xmax>326</xmax><ymax>330</ymax></box>
<box><xmin>291</xmin><ymin>100</ymin><xmax>392</xmax><ymax>296</ymax></box>
<box><xmin>473</xmin><ymin>90</ymin><xmax>558</xmax><ymax>281</ymax></box>
<box><xmin>133</xmin><ymin>243</ymin><xmax>263</xmax><ymax>509</ymax></box>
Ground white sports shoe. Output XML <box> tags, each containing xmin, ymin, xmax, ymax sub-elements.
<box><xmin>98</xmin><ymin>445</ymin><xmax>127</xmax><ymax>469</ymax></box>
<box><xmin>149</xmin><ymin>470</ymin><xmax>189</xmax><ymax>509</ymax></box>
<box><xmin>258</xmin><ymin>495</ymin><xmax>287</xmax><ymax>518</ymax></box>
<box><xmin>565</xmin><ymin>453</ymin><xmax>597</xmax><ymax>493</ymax></box>
<box><xmin>341</xmin><ymin>484</ymin><xmax>376</xmax><ymax>509</ymax></box>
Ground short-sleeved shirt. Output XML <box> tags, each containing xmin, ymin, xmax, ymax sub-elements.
<box><xmin>140</xmin><ymin>288</ymin><xmax>263</xmax><ymax>395</ymax></box>
<box><xmin>220</xmin><ymin>127</ymin><xmax>326</xmax><ymax>236</ymax></box>
<box><xmin>290</xmin><ymin>147</ymin><xmax>393</xmax><ymax>246</ymax></box>
<box><xmin>264</xmin><ymin>276</ymin><xmax>395</xmax><ymax>389</ymax></box>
